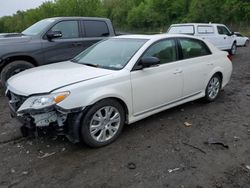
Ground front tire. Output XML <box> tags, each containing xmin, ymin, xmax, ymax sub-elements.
<box><xmin>80</xmin><ymin>99</ymin><xmax>125</xmax><ymax>147</ymax></box>
<box><xmin>204</xmin><ymin>74</ymin><xmax>222</xmax><ymax>102</ymax></box>
<box><xmin>0</xmin><ymin>60</ymin><xmax>34</xmax><ymax>89</ymax></box>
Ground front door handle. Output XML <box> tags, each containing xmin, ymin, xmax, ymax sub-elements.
<box><xmin>207</xmin><ymin>63</ymin><xmax>214</xmax><ymax>66</ymax></box>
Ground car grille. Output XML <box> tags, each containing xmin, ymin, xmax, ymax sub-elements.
<box><xmin>7</xmin><ymin>91</ymin><xmax>28</xmax><ymax>112</ymax></box>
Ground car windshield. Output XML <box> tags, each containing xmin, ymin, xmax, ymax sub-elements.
<box><xmin>22</xmin><ymin>19</ymin><xmax>55</xmax><ymax>36</ymax></box>
<box><xmin>73</xmin><ymin>38</ymin><xmax>147</xmax><ymax>70</ymax></box>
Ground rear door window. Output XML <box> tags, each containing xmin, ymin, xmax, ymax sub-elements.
<box><xmin>197</xmin><ymin>26</ymin><xmax>214</xmax><ymax>34</ymax></box>
<box><xmin>179</xmin><ymin>38</ymin><xmax>211</xmax><ymax>59</ymax></box>
<box><xmin>83</xmin><ymin>21</ymin><xmax>110</xmax><ymax>37</ymax></box>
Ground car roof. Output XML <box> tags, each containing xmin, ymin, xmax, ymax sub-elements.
<box><xmin>43</xmin><ymin>17</ymin><xmax>110</xmax><ymax>22</ymax></box>
<box><xmin>170</xmin><ymin>23</ymin><xmax>225</xmax><ymax>26</ymax></box>
<box><xmin>115</xmin><ymin>34</ymin><xmax>202</xmax><ymax>40</ymax></box>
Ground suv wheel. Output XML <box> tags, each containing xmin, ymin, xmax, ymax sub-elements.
<box><xmin>229</xmin><ymin>42</ymin><xmax>237</xmax><ymax>55</ymax></box>
<box><xmin>0</xmin><ymin>60</ymin><xmax>34</xmax><ymax>89</ymax></box>
<box><xmin>204</xmin><ymin>74</ymin><xmax>222</xmax><ymax>102</ymax></box>
<box><xmin>244</xmin><ymin>40</ymin><xmax>249</xmax><ymax>47</ymax></box>
<box><xmin>80</xmin><ymin>99</ymin><xmax>125</xmax><ymax>147</ymax></box>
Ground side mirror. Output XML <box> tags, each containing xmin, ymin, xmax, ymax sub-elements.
<box><xmin>140</xmin><ymin>57</ymin><xmax>160</xmax><ymax>68</ymax></box>
<box><xmin>46</xmin><ymin>31</ymin><xmax>62</xmax><ymax>40</ymax></box>
<box><xmin>227</xmin><ymin>31</ymin><xmax>234</xmax><ymax>36</ymax></box>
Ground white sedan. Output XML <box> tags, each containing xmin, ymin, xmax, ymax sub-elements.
<box><xmin>6</xmin><ymin>34</ymin><xmax>233</xmax><ymax>147</ymax></box>
<box><xmin>235</xmin><ymin>32</ymin><xmax>249</xmax><ymax>46</ymax></box>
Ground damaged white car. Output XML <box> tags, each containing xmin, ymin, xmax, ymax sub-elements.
<box><xmin>6</xmin><ymin>34</ymin><xmax>232</xmax><ymax>147</ymax></box>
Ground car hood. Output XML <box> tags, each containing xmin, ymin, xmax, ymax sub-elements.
<box><xmin>7</xmin><ymin>61</ymin><xmax>115</xmax><ymax>96</ymax></box>
<box><xmin>0</xmin><ymin>34</ymin><xmax>32</xmax><ymax>44</ymax></box>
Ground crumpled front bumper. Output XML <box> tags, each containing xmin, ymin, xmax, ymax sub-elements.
<box><xmin>6</xmin><ymin>90</ymin><xmax>85</xmax><ymax>143</ymax></box>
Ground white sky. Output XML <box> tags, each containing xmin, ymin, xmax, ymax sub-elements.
<box><xmin>0</xmin><ymin>0</ymin><xmax>53</xmax><ymax>17</ymax></box>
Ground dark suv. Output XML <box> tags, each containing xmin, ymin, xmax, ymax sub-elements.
<box><xmin>0</xmin><ymin>17</ymin><xmax>116</xmax><ymax>88</ymax></box>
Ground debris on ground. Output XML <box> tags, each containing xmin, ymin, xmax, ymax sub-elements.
<box><xmin>215</xmin><ymin>182</ymin><xmax>223</xmax><ymax>188</ymax></box>
<box><xmin>168</xmin><ymin>167</ymin><xmax>180</xmax><ymax>173</ymax></box>
<box><xmin>38</xmin><ymin>152</ymin><xmax>56</xmax><ymax>159</ymax></box>
<box><xmin>245</xmin><ymin>165</ymin><xmax>250</xmax><ymax>170</ymax></box>
<box><xmin>127</xmin><ymin>162</ymin><xmax>136</xmax><ymax>170</ymax></box>
<box><xmin>204</xmin><ymin>138</ymin><xmax>229</xmax><ymax>149</ymax></box>
<box><xmin>184</xmin><ymin>122</ymin><xmax>192</xmax><ymax>127</ymax></box>
<box><xmin>182</xmin><ymin>142</ymin><xmax>206</xmax><ymax>154</ymax></box>
<box><xmin>11</xmin><ymin>169</ymin><xmax>15</xmax><ymax>173</ymax></box>
<box><xmin>22</xmin><ymin>171</ymin><xmax>28</xmax><ymax>175</ymax></box>
<box><xmin>233</xmin><ymin>136</ymin><xmax>240</xmax><ymax>141</ymax></box>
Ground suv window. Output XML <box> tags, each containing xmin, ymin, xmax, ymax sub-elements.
<box><xmin>168</xmin><ymin>25</ymin><xmax>194</xmax><ymax>35</ymax></box>
<box><xmin>51</xmin><ymin>21</ymin><xmax>79</xmax><ymax>39</ymax></box>
<box><xmin>217</xmin><ymin>26</ymin><xmax>231</xmax><ymax>35</ymax></box>
<box><xmin>179</xmin><ymin>38</ymin><xmax>211</xmax><ymax>59</ymax></box>
<box><xmin>143</xmin><ymin>40</ymin><xmax>177</xmax><ymax>64</ymax></box>
<box><xmin>197</xmin><ymin>26</ymin><xmax>214</xmax><ymax>34</ymax></box>
<box><xmin>84</xmin><ymin>21</ymin><xmax>109</xmax><ymax>37</ymax></box>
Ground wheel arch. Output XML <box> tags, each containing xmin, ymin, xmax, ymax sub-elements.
<box><xmin>0</xmin><ymin>55</ymin><xmax>38</xmax><ymax>73</ymax></box>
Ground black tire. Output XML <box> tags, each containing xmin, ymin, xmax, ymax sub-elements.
<box><xmin>0</xmin><ymin>60</ymin><xmax>34</xmax><ymax>89</ymax></box>
<box><xmin>244</xmin><ymin>40</ymin><xmax>249</xmax><ymax>47</ymax></box>
<box><xmin>229</xmin><ymin>42</ymin><xmax>237</xmax><ymax>55</ymax></box>
<box><xmin>80</xmin><ymin>99</ymin><xmax>125</xmax><ymax>148</ymax></box>
<box><xmin>204</xmin><ymin>74</ymin><xmax>222</xmax><ymax>102</ymax></box>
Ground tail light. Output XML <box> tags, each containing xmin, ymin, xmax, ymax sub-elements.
<box><xmin>227</xmin><ymin>54</ymin><xmax>233</xmax><ymax>61</ymax></box>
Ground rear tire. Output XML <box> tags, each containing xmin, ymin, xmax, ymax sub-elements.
<box><xmin>229</xmin><ymin>42</ymin><xmax>237</xmax><ymax>55</ymax></box>
<box><xmin>80</xmin><ymin>99</ymin><xmax>125</xmax><ymax>148</ymax></box>
<box><xmin>0</xmin><ymin>60</ymin><xmax>34</xmax><ymax>89</ymax></box>
<box><xmin>204</xmin><ymin>74</ymin><xmax>222</xmax><ymax>102</ymax></box>
<box><xmin>244</xmin><ymin>40</ymin><xmax>249</xmax><ymax>47</ymax></box>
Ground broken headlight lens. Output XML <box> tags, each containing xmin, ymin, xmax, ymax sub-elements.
<box><xmin>17</xmin><ymin>91</ymin><xmax>70</xmax><ymax>113</ymax></box>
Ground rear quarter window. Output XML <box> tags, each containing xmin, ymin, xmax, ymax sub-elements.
<box><xmin>179</xmin><ymin>38</ymin><xmax>212</xmax><ymax>59</ymax></box>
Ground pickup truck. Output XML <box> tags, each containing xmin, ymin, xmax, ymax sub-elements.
<box><xmin>0</xmin><ymin>17</ymin><xmax>116</xmax><ymax>88</ymax></box>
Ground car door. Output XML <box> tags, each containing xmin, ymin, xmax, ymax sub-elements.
<box><xmin>130</xmin><ymin>39</ymin><xmax>183</xmax><ymax>116</ymax></box>
<box><xmin>177</xmin><ymin>38</ymin><xmax>214</xmax><ymax>97</ymax></box>
<box><xmin>216</xmin><ymin>25</ymin><xmax>234</xmax><ymax>50</ymax></box>
<box><xmin>42</xmin><ymin>20</ymin><xmax>84</xmax><ymax>64</ymax></box>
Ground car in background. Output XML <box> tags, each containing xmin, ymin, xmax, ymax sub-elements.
<box><xmin>234</xmin><ymin>32</ymin><xmax>249</xmax><ymax>47</ymax></box>
<box><xmin>6</xmin><ymin>34</ymin><xmax>232</xmax><ymax>147</ymax></box>
<box><xmin>167</xmin><ymin>23</ymin><xmax>237</xmax><ymax>55</ymax></box>
<box><xmin>0</xmin><ymin>17</ymin><xmax>116</xmax><ymax>88</ymax></box>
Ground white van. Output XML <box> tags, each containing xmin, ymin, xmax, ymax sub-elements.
<box><xmin>167</xmin><ymin>23</ymin><xmax>237</xmax><ymax>55</ymax></box>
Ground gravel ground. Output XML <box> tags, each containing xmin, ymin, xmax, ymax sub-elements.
<box><xmin>0</xmin><ymin>46</ymin><xmax>250</xmax><ymax>188</ymax></box>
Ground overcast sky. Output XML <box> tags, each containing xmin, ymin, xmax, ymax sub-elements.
<box><xmin>0</xmin><ymin>0</ymin><xmax>53</xmax><ymax>17</ymax></box>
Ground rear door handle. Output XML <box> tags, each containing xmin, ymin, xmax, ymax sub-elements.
<box><xmin>207</xmin><ymin>63</ymin><xmax>214</xmax><ymax>66</ymax></box>
<box><xmin>173</xmin><ymin>69</ymin><xmax>183</xmax><ymax>74</ymax></box>
<box><xmin>72</xmin><ymin>42</ymin><xmax>83</xmax><ymax>47</ymax></box>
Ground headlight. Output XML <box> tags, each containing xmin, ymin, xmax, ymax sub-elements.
<box><xmin>17</xmin><ymin>91</ymin><xmax>70</xmax><ymax>113</ymax></box>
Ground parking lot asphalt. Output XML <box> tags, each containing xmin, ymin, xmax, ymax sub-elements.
<box><xmin>0</xmin><ymin>45</ymin><xmax>250</xmax><ymax>188</ymax></box>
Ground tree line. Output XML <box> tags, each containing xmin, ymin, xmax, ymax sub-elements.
<box><xmin>0</xmin><ymin>0</ymin><xmax>250</xmax><ymax>33</ymax></box>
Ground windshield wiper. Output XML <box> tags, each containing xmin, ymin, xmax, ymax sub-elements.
<box><xmin>81</xmin><ymin>62</ymin><xmax>100</xmax><ymax>68</ymax></box>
